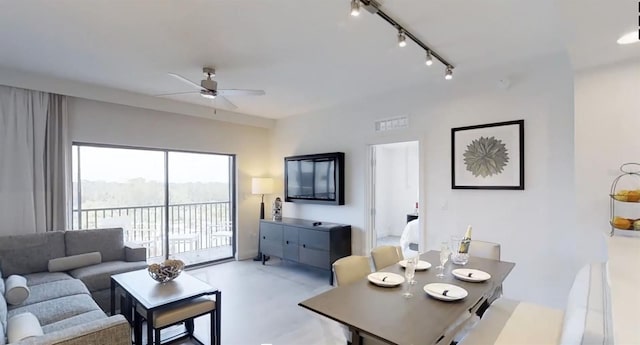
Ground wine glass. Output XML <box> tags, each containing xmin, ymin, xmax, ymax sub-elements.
<box><xmin>437</xmin><ymin>242</ymin><xmax>450</xmax><ymax>278</ymax></box>
<box><xmin>406</xmin><ymin>256</ymin><xmax>418</xmax><ymax>285</ymax></box>
<box><xmin>402</xmin><ymin>259</ymin><xmax>416</xmax><ymax>298</ymax></box>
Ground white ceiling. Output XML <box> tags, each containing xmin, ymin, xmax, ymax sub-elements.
<box><xmin>0</xmin><ymin>0</ymin><xmax>637</xmax><ymax>120</ymax></box>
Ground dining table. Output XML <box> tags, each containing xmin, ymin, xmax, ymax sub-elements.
<box><xmin>298</xmin><ymin>250</ymin><xmax>515</xmax><ymax>345</ymax></box>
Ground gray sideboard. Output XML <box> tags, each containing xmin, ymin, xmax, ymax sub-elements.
<box><xmin>259</xmin><ymin>217</ymin><xmax>352</xmax><ymax>284</ymax></box>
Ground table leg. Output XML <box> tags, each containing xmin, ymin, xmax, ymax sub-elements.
<box><xmin>350</xmin><ymin>327</ymin><xmax>363</xmax><ymax>345</ymax></box>
<box><xmin>215</xmin><ymin>291</ymin><xmax>221</xmax><ymax>345</ymax></box>
<box><xmin>147</xmin><ymin>309</ymin><xmax>154</xmax><ymax>345</ymax></box>
<box><xmin>134</xmin><ymin>306</ymin><xmax>142</xmax><ymax>345</ymax></box>
<box><xmin>110</xmin><ymin>279</ymin><xmax>116</xmax><ymax>316</ymax></box>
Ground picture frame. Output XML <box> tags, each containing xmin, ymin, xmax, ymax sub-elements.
<box><xmin>451</xmin><ymin>120</ymin><xmax>524</xmax><ymax>190</ymax></box>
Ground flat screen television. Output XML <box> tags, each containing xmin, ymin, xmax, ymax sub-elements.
<box><xmin>284</xmin><ymin>152</ymin><xmax>345</xmax><ymax>205</ymax></box>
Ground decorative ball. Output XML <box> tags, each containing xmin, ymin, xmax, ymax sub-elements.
<box><xmin>148</xmin><ymin>259</ymin><xmax>185</xmax><ymax>283</ymax></box>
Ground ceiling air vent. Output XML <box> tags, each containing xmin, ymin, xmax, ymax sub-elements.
<box><xmin>375</xmin><ymin>116</ymin><xmax>409</xmax><ymax>132</ymax></box>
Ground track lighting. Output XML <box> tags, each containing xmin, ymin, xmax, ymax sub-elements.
<box><xmin>425</xmin><ymin>50</ymin><xmax>433</xmax><ymax>66</ymax></box>
<box><xmin>445</xmin><ymin>66</ymin><xmax>453</xmax><ymax>80</ymax></box>
<box><xmin>348</xmin><ymin>0</ymin><xmax>455</xmax><ymax>78</ymax></box>
<box><xmin>350</xmin><ymin>0</ymin><xmax>360</xmax><ymax>17</ymax></box>
<box><xmin>397</xmin><ymin>30</ymin><xmax>407</xmax><ymax>47</ymax></box>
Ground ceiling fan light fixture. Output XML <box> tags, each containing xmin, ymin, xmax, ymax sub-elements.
<box><xmin>445</xmin><ymin>66</ymin><xmax>453</xmax><ymax>80</ymax></box>
<box><xmin>398</xmin><ymin>30</ymin><xmax>407</xmax><ymax>47</ymax></box>
<box><xmin>200</xmin><ymin>90</ymin><xmax>216</xmax><ymax>99</ymax></box>
<box><xmin>425</xmin><ymin>50</ymin><xmax>433</xmax><ymax>66</ymax></box>
<box><xmin>617</xmin><ymin>31</ymin><xmax>640</xmax><ymax>45</ymax></box>
<box><xmin>350</xmin><ymin>0</ymin><xmax>360</xmax><ymax>16</ymax></box>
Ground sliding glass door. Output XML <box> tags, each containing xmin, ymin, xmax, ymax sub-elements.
<box><xmin>167</xmin><ymin>152</ymin><xmax>234</xmax><ymax>264</ymax></box>
<box><xmin>72</xmin><ymin>144</ymin><xmax>235</xmax><ymax>265</ymax></box>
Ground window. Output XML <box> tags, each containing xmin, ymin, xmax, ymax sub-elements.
<box><xmin>72</xmin><ymin>144</ymin><xmax>235</xmax><ymax>265</ymax></box>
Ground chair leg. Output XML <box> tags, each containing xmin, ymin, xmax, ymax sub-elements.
<box><xmin>210</xmin><ymin>310</ymin><xmax>216</xmax><ymax>345</ymax></box>
<box><xmin>186</xmin><ymin>318</ymin><xmax>195</xmax><ymax>335</ymax></box>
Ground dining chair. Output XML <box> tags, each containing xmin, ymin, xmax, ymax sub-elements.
<box><xmin>469</xmin><ymin>240</ymin><xmax>502</xmax><ymax>315</ymax></box>
<box><xmin>333</xmin><ymin>255</ymin><xmax>371</xmax><ymax>286</ymax></box>
<box><xmin>370</xmin><ymin>245</ymin><xmax>404</xmax><ymax>271</ymax></box>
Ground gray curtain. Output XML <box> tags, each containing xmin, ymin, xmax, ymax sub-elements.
<box><xmin>45</xmin><ymin>94</ymin><xmax>69</xmax><ymax>231</ymax></box>
<box><xmin>0</xmin><ymin>85</ymin><xmax>68</xmax><ymax>235</ymax></box>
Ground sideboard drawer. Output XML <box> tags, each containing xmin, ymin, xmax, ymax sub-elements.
<box><xmin>261</xmin><ymin>222</ymin><xmax>283</xmax><ymax>242</ymax></box>
<box><xmin>261</xmin><ymin>239</ymin><xmax>283</xmax><ymax>258</ymax></box>
<box><xmin>284</xmin><ymin>226</ymin><xmax>299</xmax><ymax>244</ymax></box>
<box><xmin>299</xmin><ymin>229</ymin><xmax>330</xmax><ymax>251</ymax></box>
<box><xmin>299</xmin><ymin>247</ymin><xmax>330</xmax><ymax>269</ymax></box>
<box><xmin>283</xmin><ymin>241</ymin><xmax>299</xmax><ymax>261</ymax></box>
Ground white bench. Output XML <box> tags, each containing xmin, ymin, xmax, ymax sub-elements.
<box><xmin>460</xmin><ymin>235</ymin><xmax>640</xmax><ymax>345</ymax></box>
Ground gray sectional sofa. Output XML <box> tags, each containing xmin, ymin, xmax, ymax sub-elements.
<box><xmin>0</xmin><ymin>228</ymin><xmax>149</xmax><ymax>344</ymax></box>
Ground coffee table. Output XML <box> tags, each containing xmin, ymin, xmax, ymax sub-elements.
<box><xmin>111</xmin><ymin>269</ymin><xmax>220</xmax><ymax>345</ymax></box>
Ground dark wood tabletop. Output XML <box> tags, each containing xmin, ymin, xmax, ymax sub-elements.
<box><xmin>299</xmin><ymin>250</ymin><xmax>515</xmax><ymax>345</ymax></box>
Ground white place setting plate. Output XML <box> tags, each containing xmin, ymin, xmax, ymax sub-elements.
<box><xmin>367</xmin><ymin>272</ymin><xmax>405</xmax><ymax>287</ymax></box>
<box><xmin>423</xmin><ymin>283</ymin><xmax>468</xmax><ymax>301</ymax></box>
<box><xmin>398</xmin><ymin>259</ymin><xmax>432</xmax><ymax>271</ymax></box>
<box><xmin>451</xmin><ymin>268</ymin><xmax>491</xmax><ymax>282</ymax></box>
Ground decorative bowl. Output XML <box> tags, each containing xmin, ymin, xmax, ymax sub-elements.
<box><xmin>147</xmin><ymin>259</ymin><xmax>185</xmax><ymax>283</ymax></box>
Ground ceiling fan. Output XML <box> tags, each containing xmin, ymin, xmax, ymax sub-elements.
<box><xmin>157</xmin><ymin>67</ymin><xmax>265</xmax><ymax>110</ymax></box>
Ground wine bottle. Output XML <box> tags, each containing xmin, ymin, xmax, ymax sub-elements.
<box><xmin>458</xmin><ymin>225</ymin><xmax>472</xmax><ymax>254</ymax></box>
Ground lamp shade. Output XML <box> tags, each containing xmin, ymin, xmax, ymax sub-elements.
<box><xmin>251</xmin><ymin>177</ymin><xmax>274</xmax><ymax>195</ymax></box>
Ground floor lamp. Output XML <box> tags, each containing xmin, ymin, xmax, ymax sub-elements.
<box><xmin>252</xmin><ymin>177</ymin><xmax>273</xmax><ymax>261</ymax></box>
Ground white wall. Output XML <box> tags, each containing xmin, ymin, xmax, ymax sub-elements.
<box><xmin>374</xmin><ymin>142</ymin><xmax>419</xmax><ymax>238</ymax></box>
<box><xmin>272</xmin><ymin>54</ymin><xmax>575</xmax><ymax>308</ymax></box>
<box><xmin>68</xmin><ymin>97</ymin><xmax>271</xmax><ymax>260</ymax></box>
<box><xmin>574</xmin><ymin>60</ymin><xmax>640</xmax><ymax>265</ymax></box>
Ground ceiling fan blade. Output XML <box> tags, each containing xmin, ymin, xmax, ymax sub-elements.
<box><xmin>215</xmin><ymin>95</ymin><xmax>238</xmax><ymax>110</ymax></box>
<box><xmin>168</xmin><ymin>73</ymin><xmax>206</xmax><ymax>91</ymax></box>
<box><xmin>154</xmin><ymin>91</ymin><xmax>199</xmax><ymax>97</ymax></box>
<box><xmin>217</xmin><ymin>89</ymin><xmax>265</xmax><ymax>96</ymax></box>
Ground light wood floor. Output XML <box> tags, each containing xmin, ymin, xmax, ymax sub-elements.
<box><xmin>154</xmin><ymin>258</ymin><xmax>343</xmax><ymax>345</ymax></box>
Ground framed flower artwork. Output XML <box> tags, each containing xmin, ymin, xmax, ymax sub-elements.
<box><xmin>451</xmin><ymin>120</ymin><xmax>524</xmax><ymax>190</ymax></box>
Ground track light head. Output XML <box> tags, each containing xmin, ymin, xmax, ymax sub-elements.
<box><xmin>350</xmin><ymin>0</ymin><xmax>360</xmax><ymax>16</ymax></box>
<box><xmin>425</xmin><ymin>50</ymin><xmax>433</xmax><ymax>66</ymax></box>
<box><xmin>445</xmin><ymin>66</ymin><xmax>453</xmax><ymax>80</ymax></box>
<box><xmin>398</xmin><ymin>30</ymin><xmax>407</xmax><ymax>47</ymax></box>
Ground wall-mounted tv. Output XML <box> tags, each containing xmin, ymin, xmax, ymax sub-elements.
<box><xmin>284</xmin><ymin>152</ymin><xmax>345</xmax><ymax>205</ymax></box>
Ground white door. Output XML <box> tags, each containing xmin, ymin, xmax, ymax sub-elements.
<box><xmin>368</xmin><ymin>141</ymin><xmax>420</xmax><ymax>255</ymax></box>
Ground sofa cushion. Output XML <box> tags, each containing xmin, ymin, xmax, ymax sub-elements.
<box><xmin>0</xmin><ymin>231</ymin><xmax>66</xmax><ymax>276</ymax></box>
<box><xmin>69</xmin><ymin>261</ymin><xmax>148</xmax><ymax>292</ymax></box>
<box><xmin>7</xmin><ymin>294</ymin><xmax>100</xmax><ymax>327</ymax></box>
<box><xmin>4</xmin><ymin>275</ymin><xmax>29</xmax><ymax>306</ymax></box>
<box><xmin>65</xmin><ymin>228</ymin><xmax>125</xmax><ymax>262</ymax></box>
<box><xmin>10</xmin><ymin>279</ymin><xmax>89</xmax><ymax>309</ymax></box>
<box><xmin>41</xmin><ymin>309</ymin><xmax>106</xmax><ymax>334</ymax></box>
<box><xmin>0</xmin><ymin>293</ymin><xmax>7</xmax><ymax>334</ymax></box>
<box><xmin>0</xmin><ymin>267</ymin><xmax>5</xmax><ymax>293</ymax></box>
<box><xmin>0</xmin><ymin>320</ymin><xmax>4</xmax><ymax>345</ymax></box>
<box><xmin>6</xmin><ymin>312</ymin><xmax>43</xmax><ymax>343</ymax></box>
<box><xmin>48</xmin><ymin>252</ymin><xmax>102</xmax><ymax>272</ymax></box>
<box><xmin>23</xmin><ymin>272</ymin><xmax>73</xmax><ymax>287</ymax></box>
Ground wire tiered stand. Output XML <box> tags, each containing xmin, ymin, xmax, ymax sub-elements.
<box><xmin>609</xmin><ymin>163</ymin><xmax>640</xmax><ymax>236</ymax></box>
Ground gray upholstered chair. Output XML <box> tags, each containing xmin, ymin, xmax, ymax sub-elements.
<box><xmin>333</xmin><ymin>255</ymin><xmax>371</xmax><ymax>287</ymax></box>
<box><xmin>370</xmin><ymin>245</ymin><xmax>403</xmax><ymax>271</ymax></box>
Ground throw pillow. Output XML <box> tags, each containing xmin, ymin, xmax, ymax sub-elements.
<box><xmin>48</xmin><ymin>252</ymin><xmax>102</xmax><ymax>272</ymax></box>
<box><xmin>7</xmin><ymin>312</ymin><xmax>43</xmax><ymax>343</ymax></box>
<box><xmin>4</xmin><ymin>275</ymin><xmax>29</xmax><ymax>306</ymax></box>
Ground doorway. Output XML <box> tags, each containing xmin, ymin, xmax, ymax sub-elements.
<box><xmin>369</xmin><ymin>141</ymin><xmax>420</xmax><ymax>254</ymax></box>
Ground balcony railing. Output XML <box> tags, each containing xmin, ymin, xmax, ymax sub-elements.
<box><xmin>72</xmin><ymin>201</ymin><xmax>232</xmax><ymax>258</ymax></box>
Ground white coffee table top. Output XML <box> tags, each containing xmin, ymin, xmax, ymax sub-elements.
<box><xmin>112</xmin><ymin>269</ymin><xmax>216</xmax><ymax>310</ymax></box>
